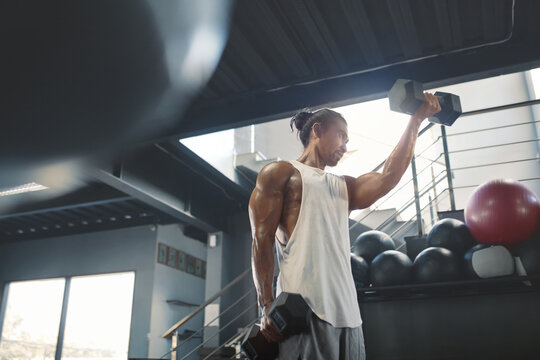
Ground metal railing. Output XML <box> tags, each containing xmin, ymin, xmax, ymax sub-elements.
<box><xmin>372</xmin><ymin>170</ymin><xmax>448</xmax><ymax>233</ymax></box>
<box><xmin>160</xmin><ymin>268</ymin><xmax>257</xmax><ymax>360</ymax></box>
<box><xmin>393</xmin><ymin>189</ymin><xmax>451</xmax><ymax>251</ymax></box>
<box><xmin>164</xmin><ymin>288</ymin><xmax>256</xmax><ymax>357</ymax></box>
<box><xmin>162</xmin><ymin>268</ymin><xmax>252</xmax><ymax>338</ymax></box>
<box><xmin>348</xmin><ymin>153</ymin><xmax>445</xmax><ymax>233</ymax></box>
<box><xmin>177</xmin><ymin>300</ymin><xmax>257</xmax><ymax>360</ymax></box>
<box><xmin>350</xmin><ymin>97</ymin><xmax>540</xmax><ymax>246</ymax></box>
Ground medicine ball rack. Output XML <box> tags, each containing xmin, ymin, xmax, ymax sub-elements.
<box><xmin>357</xmin><ymin>274</ymin><xmax>540</xmax><ymax>303</ymax></box>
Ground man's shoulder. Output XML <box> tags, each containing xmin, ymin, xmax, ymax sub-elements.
<box><xmin>257</xmin><ymin>161</ymin><xmax>296</xmax><ymax>186</ymax></box>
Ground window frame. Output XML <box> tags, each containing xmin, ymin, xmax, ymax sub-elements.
<box><xmin>0</xmin><ymin>272</ymin><xmax>135</xmax><ymax>360</ymax></box>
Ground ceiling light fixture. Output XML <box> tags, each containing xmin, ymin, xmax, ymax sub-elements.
<box><xmin>0</xmin><ymin>182</ymin><xmax>48</xmax><ymax>197</ymax></box>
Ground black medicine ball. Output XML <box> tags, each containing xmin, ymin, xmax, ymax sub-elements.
<box><xmin>351</xmin><ymin>254</ymin><xmax>370</xmax><ymax>289</ymax></box>
<box><xmin>427</xmin><ymin>218</ymin><xmax>476</xmax><ymax>255</ymax></box>
<box><xmin>352</xmin><ymin>230</ymin><xmax>395</xmax><ymax>263</ymax></box>
<box><xmin>413</xmin><ymin>247</ymin><xmax>462</xmax><ymax>283</ymax></box>
<box><xmin>370</xmin><ymin>250</ymin><xmax>412</xmax><ymax>287</ymax></box>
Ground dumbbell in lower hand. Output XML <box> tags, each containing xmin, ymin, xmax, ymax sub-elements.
<box><xmin>242</xmin><ymin>293</ymin><xmax>311</xmax><ymax>360</ymax></box>
<box><xmin>242</xmin><ymin>324</ymin><xmax>279</xmax><ymax>360</ymax></box>
<box><xmin>388</xmin><ymin>79</ymin><xmax>462</xmax><ymax>126</ymax></box>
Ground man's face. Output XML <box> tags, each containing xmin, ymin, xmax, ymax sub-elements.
<box><xmin>317</xmin><ymin>119</ymin><xmax>349</xmax><ymax>167</ymax></box>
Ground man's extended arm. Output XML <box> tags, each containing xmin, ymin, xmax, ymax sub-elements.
<box><xmin>345</xmin><ymin>93</ymin><xmax>441</xmax><ymax>210</ymax></box>
<box><xmin>249</xmin><ymin>162</ymin><xmax>291</xmax><ymax>342</ymax></box>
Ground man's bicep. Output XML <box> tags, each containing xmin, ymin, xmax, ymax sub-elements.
<box><xmin>346</xmin><ymin>172</ymin><xmax>392</xmax><ymax>210</ymax></box>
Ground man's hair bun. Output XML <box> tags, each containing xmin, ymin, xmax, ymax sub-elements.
<box><xmin>290</xmin><ymin>111</ymin><xmax>313</xmax><ymax>131</ymax></box>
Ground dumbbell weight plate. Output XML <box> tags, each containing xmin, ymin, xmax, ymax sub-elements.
<box><xmin>429</xmin><ymin>91</ymin><xmax>462</xmax><ymax>126</ymax></box>
<box><xmin>388</xmin><ymin>79</ymin><xmax>425</xmax><ymax>115</ymax></box>
<box><xmin>268</xmin><ymin>293</ymin><xmax>312</xmax><ymax>337</ymax></box>
<box><xmin>241</xmin><ymin>324</ymin><xmax>279</xmax><ymax>360</ymax></box>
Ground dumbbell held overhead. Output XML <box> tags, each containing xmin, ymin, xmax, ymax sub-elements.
<box><xmin>389</xmin><ymin>79</ymin><xmax>462</xmax><ymax>126</ymax></box>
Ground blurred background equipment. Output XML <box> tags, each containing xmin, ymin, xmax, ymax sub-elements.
<box><xmin>0</xmin><ymin>0</ymin><xmax>233</xmax><ymax>194</ymax></box>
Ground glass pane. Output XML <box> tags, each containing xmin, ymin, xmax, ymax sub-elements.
<box><xmin>0</xmin><ymin>278</ymin><xmax>66</xmax><ymax>360</ymax></box>
<box><xmin>61</xmin><ymin>272</ymin><xmax>134</xmax><ymax>360</ymax></box>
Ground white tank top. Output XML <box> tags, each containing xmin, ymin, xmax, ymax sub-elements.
<box><xmin>275</xmin><ymin>160</ymin><xmax>362</xmax><ymax>328</ymax></box>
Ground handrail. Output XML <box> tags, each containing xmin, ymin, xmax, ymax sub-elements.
<box><xmin>446</xmin><ymin>119</ymin><xmax>540</xmax><ymax>137</ymax></box>
<box><xmin>170</xmin><ymin>286</ymin><xmax>256</xmax><ymax>350</ymax></box>
<box><xmin>415</xmin><ymin>135</ymin><xmax>442</xmax><ymax>160</ymax></box>
<box><xmin>349</xmin><ymin>153</ymin><xmax>445</xmax><ymax>232</ymax></box>
<box><xmin>460</xmin><ymin>98</ymin><xmax>540</xmax><ymax>117</ymax></box>
<box><xmin>368</xmin><ymin>98</ymin><xmax>540</xmax><ymax>174</ymax></box>
<box><xmin>350</xmin><ymin>168</ymin><xmax>446</xmax><ymax>236</ymax></box>
<box><xmin>357</xmin><ymin>98</ymin><xmax>540</xmax><ymax>239</ymax></box>
<box><xmin>392</xmin><ymin>188</ymin><xmax>449</xmax><ymax>239</ymax></box>
<box><xmin>373</xmin><ymin>171</ymin><xmax>447</xmax><ymax>232</ymax></box>
<box><xmin>162</xmin><ymin>267</ymin><xmax>252</xmax><ymax>338</ymax></box>
<box><xmin>448</xmin><ymin>138</ymin><xmax>540</xmax><ymax>154</ymax></box>
<box><xmin>453</xmin><ymin>176</ymin><xmax>540</xmax><ymax>190</ymax></box>
<box><xmin>203</xmin><ymin>318</ymin><xmax>259</xmax><ymax>360</ymax></box>
<box><xmin>225</xmin><ymin>324</ymin><xmax>254</xmax><ymax>347</ymax></box>
<box><xmin>180</xmin><ymin>302</ymin><xmax>258</xmax><ymax>360</ymax></box>
<box><xmin>393</xmin><ymin>189</ymin><xmax>450</xmax><ymax>251</ymax></box>
<box><xmin>452</xmin><ymin>157</ymin><xmax>540</xmax><ymax>171</ymax></box>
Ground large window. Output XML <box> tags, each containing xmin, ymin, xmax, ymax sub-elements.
<box><xmin>0</xmin><ymin>278</ymin><xmax>65</xmax><ymax>359</ymax></box>
<box><xmin>0</xmin><ymin>272</ymin><xmax>135</xmax><ymax>360</ymax></box>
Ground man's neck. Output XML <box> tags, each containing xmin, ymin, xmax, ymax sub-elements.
<box><xmin>297</xmin><ymin>146</ymin><xmax>326</xmax><ymax>170</ymax></box>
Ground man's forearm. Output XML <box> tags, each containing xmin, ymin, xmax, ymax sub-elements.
<box><xmin>251</xmin><ymin>237</ymin><xmax>275</xmax><ymax>309</ymax></box>
<box><xmin>381</xmin><ymin>116</ymin><xmax>423</xmax><ymax>186</ymax></box>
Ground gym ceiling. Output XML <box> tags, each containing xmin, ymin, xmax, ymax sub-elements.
<box><xmin>1</xmin><ymin>0</ymin><xmax>539</xmax><ymax>242</ymax></box>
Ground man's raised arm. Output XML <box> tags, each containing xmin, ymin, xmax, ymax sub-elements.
<box><xmin>249</xmin><ymin>162</ymin><xmax>292</xmax><ymax>342</ymax></box>
<box><xmin>345</xmin><ymin>93</ymin><xmax>441</xmax><ymax>210</ymax></box>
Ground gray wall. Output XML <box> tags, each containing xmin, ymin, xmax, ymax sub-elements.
<box><xmin>148</xmin><ymin>224</ymin><xmax>207</xmax><ymax>360</ymax></box>
<box><xmin>0</xmin><ymin>225</ymin><xmax>157</xmax><ymax>358</ymax></box>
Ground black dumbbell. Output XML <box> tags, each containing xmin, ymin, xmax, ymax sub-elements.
<box><xmin>242</xmin><ymin>324</ymin><xmax>279</xmax><ymax>360</ymax></box>
<box><xmin>268</xmin><ymin>292</ymin><xmax>311</xmax><ymax>336</ymax></box>
<box><xmin>388</xmin><ymin>79</ymin><xmax>462</xmax><ymax>126</ymax></box>
<box><xmin>242</xmin><ymin>293</ymin><xmax>311</xmax><ymax>359</ymax></box>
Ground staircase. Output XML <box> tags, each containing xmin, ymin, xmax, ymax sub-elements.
<box><xmin>160</xmin><ymin>267</ymin><xmax>257</xmax><ymax>360</ymax></box>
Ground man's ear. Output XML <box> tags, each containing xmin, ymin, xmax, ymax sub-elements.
<box><xmin>312</xmin><ymin>122</ymin><xmax>322</xmax><ymax>138</ymax></box>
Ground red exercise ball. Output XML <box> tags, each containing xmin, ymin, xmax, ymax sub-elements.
<box><xmin>465</xmin><ymin>179</ymin><xmax>540</xmax><ymax>246</ymax></box>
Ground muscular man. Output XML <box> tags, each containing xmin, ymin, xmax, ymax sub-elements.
<box><xmin>249</xmin><ymin>94</ymin><xmax>441</xmax><ymax>359</ymax></box>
